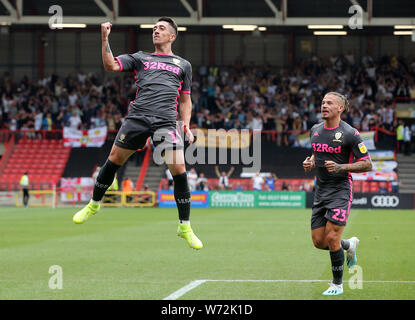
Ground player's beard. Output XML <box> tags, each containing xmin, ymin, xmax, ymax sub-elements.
<box><xmin>322</xmin><ymin>111</ymin><xmax>341</xmax><ymax>122</ymax></box>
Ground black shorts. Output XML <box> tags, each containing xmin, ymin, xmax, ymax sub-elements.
<box><xmin>114</xmin><ymin>116</ymin><xmax>183</xmax><ymax>151</ymax></box>
<box><xmin>311</xmin><ymin>198</ymin><xmax>352</xmax><ymax>229</ymax></box>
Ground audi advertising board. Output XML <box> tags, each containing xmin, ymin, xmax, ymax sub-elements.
<box><xmin>351</xmin><ymin>193</ymin><xmax>414</xmax><ymax>209</ymax></box>
<box><xmin>306</xmin><ymin>193</ymin><xmax>415</xmax><ymax>209</ymax></box>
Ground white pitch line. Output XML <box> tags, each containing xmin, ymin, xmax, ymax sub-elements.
<box><xmin>163</xmin><ymin>280</ymin><xmax>207</xmax><ymax>300</ymax></box>
<box><xmin>163</xmin><ymin>279</ymin><xmax>415</xmax><ymax>300</ymax></box>
<box><xmin>206</xmin><ymin>279</ymin><xmax>415</xmax><ymax>284</ymax></box>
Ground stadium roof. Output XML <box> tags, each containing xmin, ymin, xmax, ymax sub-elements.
<box><xmin>0</xmin><ymin>0</ymin><xmax>414</xmax><ymax>26</ymax></box>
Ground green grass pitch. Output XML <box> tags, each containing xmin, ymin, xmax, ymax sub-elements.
<box><xmin>0</xmin><ymin>206</ymin><xmax>414</xmax><ymax>300</ymax></box>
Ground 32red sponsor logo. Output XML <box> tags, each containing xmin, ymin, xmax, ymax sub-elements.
<box><xmin>312</xmin><ymin>143</ymin><xmax>341</xmax><ymax>153</ymax></box>
<box><xmin>143</xmin><ymin>61</ymin><xmax>180</xmax><ymax>74</ymax></box>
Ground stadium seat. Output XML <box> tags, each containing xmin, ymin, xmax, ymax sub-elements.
<box><xmin>361</xmin><ymin>182</ymin><xmax>370</xmax><ymax>193</ymax></box>
<box><xmin>370</xmin><ymin>182</ymin><xmax>379</xmax><ymax>193</ymax></box>
<box><xmin>353</xmin><ymin>180</ymin><xmax>362</xmax><ymax>193</ymax></box>
<box><xmin>0</xmin><ymin>138</ymin><xmax>70</xmax><ymax>191</ymax></box>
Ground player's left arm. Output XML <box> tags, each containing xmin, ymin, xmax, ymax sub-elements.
<box><xmin>178</xmin><ymin>61</ymin><xmax>194</xmax><ymax>144</ymax></box>
<box><xmin>178</xmin><ymin>93</ymin><xmax>194</xmax><ymax>144</ymax></box>
<box><xmin>325</xmin><ymin>130</ymin><xmax>373</xmax><ymax>173</ymax></box>
<box><xmin>325</xmin><ymin>158</ymin><xmax>372</xmax><ymax>173</ymax></box>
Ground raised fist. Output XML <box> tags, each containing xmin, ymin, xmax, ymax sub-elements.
<box><xmin>101</xmin><ymin>22</ymin><xmax>112</xmax><ymax>40</ymax></box>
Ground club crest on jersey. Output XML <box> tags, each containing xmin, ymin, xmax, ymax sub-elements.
<box><xmin>172</xmin><ymin>58</ymin><xmax>181</xmax><ymax>65</ymax></box>
<box><xmin>358</xmin><ymin>142</ymin><xmax>367</xmax><ymax>154</ymax></box>
<box><xmin>333</xmin><ymin>131</ymin><xmax>342</xmax><ymax>142</ymax></box>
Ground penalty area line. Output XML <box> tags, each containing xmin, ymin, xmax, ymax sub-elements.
<box><xmin>163</xmin><ymin>279</ymin><xmax>415</xmax><ymax>300</ymax></box>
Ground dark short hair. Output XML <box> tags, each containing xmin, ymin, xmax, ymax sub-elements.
<box><xmin>157</xmin><ymin>16</ymin><xmax>178</xmax><ymax>36</ymax></box>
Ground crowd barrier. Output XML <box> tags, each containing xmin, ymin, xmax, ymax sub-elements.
<box><xmin>157</xmin><ymin>190</ymin><xmax>415</xmax><ymax>210</ymax></box>
<box><xmin>11</xmin><ymin>190</ymin><xmax>156</xmax><ymax>208</ymax></box>
<box><xmin>7</xmin><ymin>190</ymin><xmax>415</xmax><ymax>209</ymax></box>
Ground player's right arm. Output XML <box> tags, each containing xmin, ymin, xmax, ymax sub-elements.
<box><xmin>303</xmin><ymin>154</ymin><xmax>315</xmax><ymax>172</ymax></box>
<box><xmin>304</xmin><ymin>125</ymin><xmax>316</xmax><ymax>172</ymax></box>
<box><xmin>101</xmin><ymin>22</ymin><xmax>121</xmax><ymax>72</ymax></box>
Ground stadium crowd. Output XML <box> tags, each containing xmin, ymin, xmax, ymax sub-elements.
<box><xmin>1</xmin><ymin>53</ymin><xmax>415</xmax><ymax>148</ymax></box>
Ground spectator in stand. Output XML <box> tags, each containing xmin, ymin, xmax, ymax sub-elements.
<box><xmin>391</xmin><ymin>169</ymin><xmax>400</xmax><ymax>193</ymax></box>
<box><xmin>139</xmin><ymin>184</ymin><xmax>152</xmax><ymax>204</ymax></box>
<box><xmin>411</xmin><ymin>122</ymin><xmax>415</xmax><ymax>154</ymax></box>
<box><xmin>34</xmin><ymin>109</ymin><xmax>43</xmax><ymax>131</ymax></box>
<box><xmin>281</xmin><ymin>181</ymin><xmax>290</xmax><ymax>191</ymax></box>
<box><xmin>67</xmin><ymin>111</ymin><xmax>82</xmax><ymax>130</ymax></box>
<box><xmin>403</xmin><ymin>123</ymin><xmax>412</xmax><ymax>156</ymax></box>
<box><xmin>196</xmin><ymin>172</ymin><xmax>208</xmax><ymax>191</ymax></box>
<box><xmin>395</xmin><ymin>81</ymin><xmax>410</xmax><ymax>98</ymax></box>
<box><xmin>122</xmin><ymin>177</ymin><xmax>134</xmax><ymax>202</ymax></box>
<box><xmin>42</xmin><ymin>113</ymin><xmax>53</xmax><ymax>133</ymax></box>
<box><xmin>252</xmin><ymin>172</ymin><xmax>264</xmax><ymax>191</ymax></box>
<box><xmin>409</xmin><ymin>81</ymin><xmax>415</xmax><ymax>99</ymax></box>
<box><xmin>396</xmin><ymin>120</ymin><xmax>404</xmax><ymax>153</ymax></box>
<box><xmin>378</xmin><ymin>182</ymin><xmax>388</xmax><ymax>194</ymax></box>
<box><xmin>215</xmin><ymin>165</ymin><xmax>234</xmax><ymax>190</ymax></box>
<box><xmin>187</xmin><ymin>168</ymin><xmax>198</xmax><ymax>191</ymax></box>
<box><xmin>265</xmin><ymin>173</ymin><xmax>278</xmax><ymax>191</ymax></box>
<box><xmin>234</xmin><ymin>181</ymin><xmax>244</xmax><ymax>191</ymax></box>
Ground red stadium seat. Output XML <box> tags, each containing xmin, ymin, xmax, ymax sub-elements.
<box><xmin>275</xmin><ymin>181</ymin><xmax>283</xmax><ymax>191</ymax></box>
<box><xmin>361</xmin><ymin>181</ymin><xmax>370</xmax><ymax>193</ymax></box>
<box><xmin>370</xmin><ymin>182</ymin><xmax>379</xmax><ymax>193</ymax></box>
<box><xmin>353</xmin><ymin>180</ymin><xmax>362</xmax><ymax>193</ymax></box>
<box><xmin>2</xmin><ymin>140</ymin><xmax>70</xmax><ymax>191</ymax></box>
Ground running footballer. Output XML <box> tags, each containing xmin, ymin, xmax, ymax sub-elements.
<box><xmin>73</xmin><ymin>17</ymin><xmax>203</xmax><ymax>250</ymax></box>
<box><xmin>303</xmin><ymin>92</ymin><xmax>372</xmax><ymax>295</ymax></box>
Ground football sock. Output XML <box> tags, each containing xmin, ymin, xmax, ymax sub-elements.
<box><xmin>173</xmin><ymin>172</ymin><xmax>191</xmax><ymax>223</ymax></box>
<box><xmin>92</xmin><ymin>159</ymin><xmax>120</xmax><ymax>202</ymax></box>
<box><xmin>341</xmin><ymin>239</ymin><xmax>350</xmax><ymax>250</ymax></box>
<box><xmin>330</xmin><ymin>248</ymin><xmax>345</xmax><ymax>285</ymax></box>
<box><xmin>323</xmin><ymin>239</ymin><xmax>350</xmax><ymax>251</ymax></box>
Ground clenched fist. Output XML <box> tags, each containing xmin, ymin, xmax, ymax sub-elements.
<box><xmin>101</xmin><ymin>22</ymin><xmax>112</xmax><ymax>40</ymax></box>
<box><xmin>324</xmin><ymin>160</ymin><xmax>343</xmax><ymax>173</ymax></box>
<box><xmin>183</xmin><ymin>124</ymin><xmax>194</xmax><ymax>145</ymax></box>
<box><xmin>303</xmin><ymin>156</ymin><xmax>315</xmax><ymax>172</ymax></box>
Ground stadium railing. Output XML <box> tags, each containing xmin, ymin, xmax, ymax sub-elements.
<box><xmin>101</xmin><ymin>191</ymin><xmax>156</xmax><ymax>207</ymax></box>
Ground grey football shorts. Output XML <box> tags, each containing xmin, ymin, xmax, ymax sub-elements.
<box><xmin>114</xmin><ymin>115</ymin><xmax>183</xmax><ymax>151</ymax></box>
